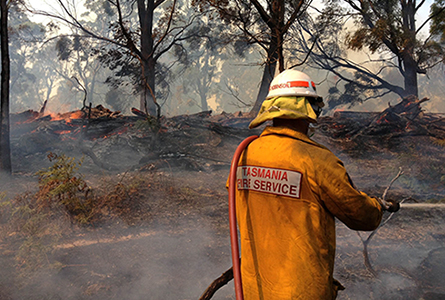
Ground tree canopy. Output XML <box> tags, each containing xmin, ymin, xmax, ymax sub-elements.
<box><xmin>295</xmin><ymin>0</ymin><xmax>445</xmax><ymax>109</ymax></box>
<box><xmin>30</xmin><ymin>0</ymin><xmax>202</xmax><ymax>117</ymax></box>
<box><xmin>193</xmin><ymin>0</ymin><xmax>312</xmax><ymax>115</ymax></box>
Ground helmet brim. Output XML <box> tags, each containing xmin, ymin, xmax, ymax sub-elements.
<box><xmin>249</xmin><ymin>96</ymin><xmax>318</xmax><ymax>129</ymax></box>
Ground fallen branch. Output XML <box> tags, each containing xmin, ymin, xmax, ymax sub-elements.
<box><xmin>382</xmin><ymin>167</ymin><xmax>404</xmax><ymax>200</ymax></box>
<box><xmin>199</xmin><ymin>267</ymin><xmax>234</xmax><ymax>300</ymax></box>
<box><xmin>131</xmin><ymin>107</ymin><xmax>148</xmax><ymax>119</ymax></box>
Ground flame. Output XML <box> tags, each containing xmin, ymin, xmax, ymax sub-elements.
<box><xmin>18</xmin><ymin>107</ymin><xmax>131</xmax><ymax>141</ymax></box>
<box><xmin>45</xmin><ymin>110</ymin><xmax>85</xmax><ymax>123</ymax></box>
<box><xmin>55</xmin><ymin>130</ymin><xmax>72</xmax><ymax>135</ymax></box>
<box><xmin>68</xmin><ymin>111</ymin><xmax>84</xmax><ymax>120</ymax></box>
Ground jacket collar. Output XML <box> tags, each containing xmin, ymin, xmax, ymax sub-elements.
<box><xmin>260</xmin><ymin>126</ymin><xmax>324</xmax><ymax>148</ymax></box>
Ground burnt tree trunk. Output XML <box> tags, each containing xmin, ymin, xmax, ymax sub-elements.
<box><xmin>400</xmin><ymin>0</ymin><xmax>420</xmax><ymax>97</ymax></box>
<box><xmin>402</xmin><ymin>53</ymin><xmax>418</xmax><ymax>97</ymax></box>
<box><xmin>140</xmin><ymin>57</ymin><xmax>157</xmax><ymax>116</ymax></box>
<box><xmin>0</xmin><ymin>0</ymin><xmax>12</xmax><ymax>175</ymax></box>
<box><xmin>249</xmin><ymin>0</ymin><xmax>301</xmax><ymax>117</ymax></box>
<box><xmin>249</xmin><ymin>40</ymin><xmax>278</xmax><ymax>116</ymax></box>
<box><xmin>138</xmin><ymin>0</ymin><xmax>159</xmax><ymax>117</ymax></box>
<box><xmin>197</xmin><ymin>55</ymin><xmax>210</xmax><ymax>112</ymax></box>
<box><xmin>273</xmin><ymin>0</ymin><xmax>285</xmax><ymax>73</ymax></box>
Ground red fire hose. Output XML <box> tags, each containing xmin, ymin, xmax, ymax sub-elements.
<box><xmin>228</xmin><ymin>135</ymin><xmax>259</xmax><ymax>300</ymax></box>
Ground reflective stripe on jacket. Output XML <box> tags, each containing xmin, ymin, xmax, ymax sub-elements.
<box><xmin>233</xmin><ymin>126</ymin><xmax>383</xmax><ymax>299</ymax></box>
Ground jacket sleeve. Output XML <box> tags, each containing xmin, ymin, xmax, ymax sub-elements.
<box><xmin>315</xmin><ymin>151</ymin><xmax>383</xmax><ymax>231</ymax></box>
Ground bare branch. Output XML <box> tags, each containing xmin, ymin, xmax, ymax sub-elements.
<box><xmin>250</xmin><ymin>0</ymin><xmax>274</xmax><ymax>28</ymax></box>
<box><xmin>116</xmin><ymin>0</ymin><xmax>142</xmax><ymax>57</ymax></box>
<box><xmin>357</xmin><ymin>168</ymin><xmax>405</xmax><ymax>277</ymax></box>
<box><xmin>283</xmin><ymin>0</ymin><xmax>307</xmax><ymax>33</ymax></box>
<box><xmin>382</xmin><ymin>167</ymin><xmax>404</xmax><ymax>200</ymax></box>
<box><xmin>415</xmin><ymin>0</ymin><xmax>427</xmax><ymax>12</ymax></box>
<box><xmin>152</xmin><ymin>0</ymin><xmax>177</xmax><ymax>55</ymax></box>
<box><xmin>219</xmin><ymin>80</ymin><xmax>251</xmax><ymax>108</ymax></box>
<box><xmin>25</xmin><ymin>4</ymin><xmax>128</xmax><ymax>49</ymax></box>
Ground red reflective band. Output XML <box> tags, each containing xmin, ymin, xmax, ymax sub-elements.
<box><xmin>269</xmin><ymin>80</ymin><xmax>310</xmax><ymax>91</ymax></box>
<box><xmin>288</xmin><ymin>81</ymin><xmax>309</xmax><ymax>88</ymax></box>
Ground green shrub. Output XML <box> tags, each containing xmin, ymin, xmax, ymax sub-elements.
<box><xmin>35</xmin><ymin>152</ymin><xmax>94</xmax><ymax>224</ymax></box>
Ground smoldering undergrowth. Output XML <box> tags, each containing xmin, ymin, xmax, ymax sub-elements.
<box><xmin>0</xmin><ymin>152</ymin><xmax>183</xmax><ymax>277</ymax></box>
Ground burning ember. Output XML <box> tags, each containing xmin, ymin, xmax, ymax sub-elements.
<box><xmin>11</xmin><ymin>104</ymin><xmax>129</xmax><ymax>143</ymax></box>
<box><xmin>47</xmin><ymin>110</ymin><xmax>85</xmax><ymax>123</ymax></box>
<box><xmin>374</xmin><ymin>95</ymin><xmax>428</xmax><ymax>125</ymax></box>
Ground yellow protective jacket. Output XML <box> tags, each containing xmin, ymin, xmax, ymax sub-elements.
<box><xmin>232</xmin><ymin>126</ymin><xmax>383</xmax><ymax>299</ymax></box>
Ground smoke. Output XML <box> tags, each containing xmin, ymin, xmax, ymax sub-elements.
<box><xmin>1</xmin><ymin>220</ymin><xmax>234</xmax><ymax>300</ymax></box>
<box><xmin>334</xmin><ymin>205</ymin><xmax>445</xmax><ymax>300</ymax></box>
<box><xmin>7</xmin><ymin>203</ymin><xmax>443</xmax><ymax>300</ymax></box>
<box><xmin>2</xmin><ymin>165</ymin><xmax>445</xmax><ymax>300</ymax></box>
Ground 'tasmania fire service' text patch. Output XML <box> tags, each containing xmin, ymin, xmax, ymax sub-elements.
<box><xmin>236</xmin><ymin>166</ymin><xmax>302</xmax><ymax>198</ymax></box>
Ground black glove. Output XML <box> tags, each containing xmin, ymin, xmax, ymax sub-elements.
<box><xmin>385</xmin><ymin>199</ymin><xmax>400</xmax><ymax>213</ymax></box>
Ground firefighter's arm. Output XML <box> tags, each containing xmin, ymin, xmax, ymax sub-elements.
<box><xmin>315</xmin><ymin>155</ymin><xmax>383</xmax><ymax>231</ymax></box>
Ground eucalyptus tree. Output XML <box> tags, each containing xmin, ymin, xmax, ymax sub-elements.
<box><xmin>293</xmin><ymin>0</ymin><xmax>445</xmax><ymax>108</ymax></box>
<box><xmin>175</xmin><ymin>44</ymin><xmax>221</xmax><ymax>112</ymax></box>
<box><xmin>8</xmin><ymin>5</ymin><xmax>93</xmax><ymax>113</ymax></box>
<box><xmin>193</xmin><ymin>0</ymin><xmax>312</xmax><ymax>115</ymax></box>
<box><xmin>171</xmin><ymin>13</ymin><xmax>229</xmax><ymax>113</ymax></box>
<box><xmin>30</xmin><ymin>0</ymin><xmax>202</xmax><ymax>118</ymax></box>
<box><xmin>53</xmin><ymin>23</ymin><xmax>111</xmax><ymax>110</ymax></box>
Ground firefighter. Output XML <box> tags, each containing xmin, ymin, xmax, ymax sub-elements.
<box><xmin>232</xmin><ymin>69</ymin><xmax>399</xmax><ymax>299</ymax></box>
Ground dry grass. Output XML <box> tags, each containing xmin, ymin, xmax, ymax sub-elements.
<box><xmin>0</xmin><ymin>153</ymin><xmax>193</xmax><ymax>279</ymax></box>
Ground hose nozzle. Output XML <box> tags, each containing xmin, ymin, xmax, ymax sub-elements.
<box><xmin>378</xmin><ymin>198</ymin><xmax>400</xmax><ymax>213</ymax></box>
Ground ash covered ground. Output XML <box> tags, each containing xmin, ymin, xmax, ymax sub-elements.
<box><xmin>1</xmin><ymin>111</ymin><xmax>445</xmax><ymax>300</ymax></box>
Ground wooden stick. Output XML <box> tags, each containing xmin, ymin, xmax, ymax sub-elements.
<box><xmin>382</xmin><ymin>167</ymin><xmax>404</xmax><ymax>201</ymax></box>
<box><xmin>199</xmin><ymin>267</ymin><xmax>234</xmax><ymax>300</ymax></box>
<box><xmin>39</xmin><ymin>100</ymin><xmax>48</xmax><ymax>115</ymax></box>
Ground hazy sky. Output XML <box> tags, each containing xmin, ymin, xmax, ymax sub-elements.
<box><xmin>28</xmin><ymin>0</ymin><xmax>434</xmax><ymax>27</ymax></box>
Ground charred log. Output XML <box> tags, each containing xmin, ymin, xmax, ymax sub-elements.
<box><xmin>131</xmin><ymin>107</ymin><xmax>148</xmax><ymax>119</ymax></box>
<box><xmin>321</xmin><ymin>95</ymin><xmax>445</xmax><ymax>147</ymax></box>
<box><xmin>333</xmin><ymin>111</ymin><xmax>379</xmax><ymax>121</ymax></box>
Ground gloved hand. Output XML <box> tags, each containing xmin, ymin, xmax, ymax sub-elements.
<box><xmin>377</xmin><ymin>198</ymin><xmax>400</xmax><ymax>212</ymax></box>
<box><xmin>385</xmin><ymin>199</ymin><xmax>400</xmax><ymax>212</ymax></box>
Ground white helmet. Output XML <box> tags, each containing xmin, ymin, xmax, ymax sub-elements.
<box><xmin>266</xmin><ymin>69</ymin><xmax>320</xmax><ymax>99</ymax></box>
